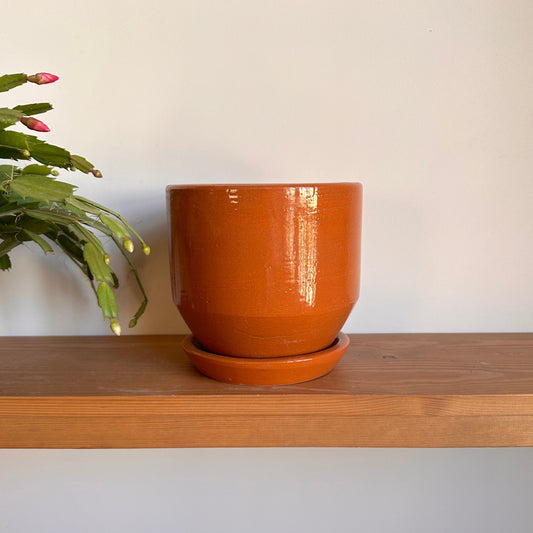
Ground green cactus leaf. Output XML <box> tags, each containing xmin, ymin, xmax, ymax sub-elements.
<box><xmin>0</xmin><ymin>130</ymin><xmax>29</xmax><ymax>151</ymax></box>
<box><xmin>17</xmin><ymin>216</ymin><xmax>50</xmax><ymax>235</ymax></box>
<box><xmin>0</xmin><ymin>73</ymin><xmax>27</xmax><ymax>93</ymax></box>
<box><xmin>14</xmin><ymin>102</ymin><xmax>53</xmax><ymax>116</ymax></box>
<box><xmin>65</xmin><ymin>196</ymin><xmax>102</xmax><ymax>216</ymax></box>
<box><xmin>0</xmin><ymin>131</ymin><xmax>95</xmax><ymax>173</ymax></box>
<box><xmin>22</xmin><ymin>229</ymin><xmax>54</xmax><ymax>254</ymax></box>
<box><xmin>10</xmin><ymin>174</ymin><xmax>76</xmax><ymax>202</ymax></box>
<box><xmin>55</xmin><ymin>233</ymin><xmax>84</xmax><ymax>263</ymax></box>
<box><xmin>99</xmin><ymin>213</ymin><xmax>131</xmax><ymax>239</ymax></box>
<box><xmin>0</xmin><ymin>131</ymin><xmax>32</xmax><ymax>161</ymax></box>
<box><xmin>83</xmin><ymin>242</ymin><xmax>114</xmax><ymax>283</ymax></box>
<box><xmin>27</xmin><ymin>140</ymin><xmax>71</xmax><ymax>168</ymax></box>
<box><xmin>0</xmin><ymin>165</ymin><xmax>17</xmax><ymax>182</ymax></box>
<box><xmin>21</xmin><ymin>164</ymin><xmax>52</xmax><ymax>175</ymax></box>
<box><xmin>0</xmin><ymin>108</ymin><xmax>23</xmax><ymax>130</ymax></box>
<box><xmin>0</xmin><ymin>236</ymin><xmax>20</xmax><ymax>256</ymax></box>
<box><xmin>0</xmin><ymin>252</ymin><xmax>11</xmax><ymax>269</ymax></box>
<box><xmin>96</xmin><ymin>282</ymin><xmax>119</xmax><ymax>319</ymax></box>
<box><xmin>0</xmin><ymin>147</ymin><xmax>29</xmax><ymax>161</ymax></box>
<box><xmin>24</xmin><ymin>208</ymin><xmax>78</xmax><ymax>225</ymax></box>
<box><xmin>70</xmin><ymin>154</ymin><xmax>95</xmax><ymax>174</ymax></box>
<box><xmin>61</xmin><ymin>200</ymin><xmax>87</xmax><ymax>218</ymax></box>
<box><xmin>0</xmin><ymin>131</ymin><xmax>70</xmax><ymax>168</ymax></box>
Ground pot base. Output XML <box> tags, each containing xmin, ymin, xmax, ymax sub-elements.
<box><xmin>182</xmin><ymin>332</ymin><xmax>349</xmax><ymax>385</ymax></box>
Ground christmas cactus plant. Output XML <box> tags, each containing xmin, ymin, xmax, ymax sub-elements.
<box><xmin>0</xmin><ymin>72</ymin><xmax>149</xmax><ymax>335</ymax></box>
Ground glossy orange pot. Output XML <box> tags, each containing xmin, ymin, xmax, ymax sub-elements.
<box><xmin>167</xmin><ymin>183</ymin><xmax>362</xmax><ymax>367</ymax></box>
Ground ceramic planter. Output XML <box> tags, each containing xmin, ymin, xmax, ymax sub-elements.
<box><xmin>167</xmin><ymin>183</ymin><xmax>362</xmax><ymax>384</ymax></box>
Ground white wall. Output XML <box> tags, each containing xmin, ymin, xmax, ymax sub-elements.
<box><xmin>1</xmin><ymin>1</ymin><xmax>532</xmax><ymax>532</ymax></box>
<box><xmin>2</xmin><ymin>0</ymin><xmax>532</xmax><ymax>336</ymax></box>
<box><xmin>1</xmin><ymin>448</ymin><xmax>532</xmax><ymax>533</ymax></box>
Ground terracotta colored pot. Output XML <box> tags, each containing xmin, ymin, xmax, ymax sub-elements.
<box><xmin>167</xmin><ymin>183</ymin><xmax>362</xmax><ymax>362</ymax></box>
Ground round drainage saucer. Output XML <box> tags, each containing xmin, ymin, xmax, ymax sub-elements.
<box><xmin>182</xmin><ymin>332</ymin><xmax>349</xmax><ymax>385</ymax></box>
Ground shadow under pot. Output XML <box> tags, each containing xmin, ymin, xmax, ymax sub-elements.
<box><xmin>166</xmin><ymin>182</ymin><xmax>362</xmax><ymax>385</ymax></box>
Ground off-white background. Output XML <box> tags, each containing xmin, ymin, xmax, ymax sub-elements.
<box><xmin>1</xmin><ymin>1</ymin><xmax>532</xmax><ymax>532</ymax></box>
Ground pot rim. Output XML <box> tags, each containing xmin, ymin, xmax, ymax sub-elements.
<box><xmin>166</xmin><ymin>182</ymin><xmax>362</xmax><ymax>192</ymax></box>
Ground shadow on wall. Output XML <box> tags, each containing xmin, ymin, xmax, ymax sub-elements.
<box><xmin>116</xmin><ymin>221</ymin><xmax>189</xmax><ymax>336</ymax></box>
<box><xmin>350</xmin><ymin>189</ymin><xmax>433</xmax><ymax>333</ymax></box>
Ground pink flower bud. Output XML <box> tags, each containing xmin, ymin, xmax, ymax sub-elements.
<box><xmin>91</xmin><ymin>169</ymin><xmax>103</xmax><ymax>178</ymax></box>
<box><xmin>20</xmin><ymin>116</ymin><xmax>50</xmax><ymax>132</ymax></box>
<box><xmin>27</xmin><ymin>72</ymin><xmax>59</xmax><ymax>85</ymax></box>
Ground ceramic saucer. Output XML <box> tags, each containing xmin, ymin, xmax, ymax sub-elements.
<box><xmin>182</xmin><ymin>332</ymin><xmax>349</xmax><ymax>385</ymax></box>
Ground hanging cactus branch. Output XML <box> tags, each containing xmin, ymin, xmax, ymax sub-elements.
<box><xmin>0</xmin><ymin>71</ymin><xmax>149</xmax><ymax>335</ymax></box>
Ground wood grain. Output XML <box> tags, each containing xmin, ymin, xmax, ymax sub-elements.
<box><xmin>1</xmin><ymin>334</ymin><xmax>532</xmax><ymax>448</ymax></box>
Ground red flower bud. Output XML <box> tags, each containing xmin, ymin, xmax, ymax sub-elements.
<box><xmin>27</xmin><ymin>72</ymin><xmax>59</xmax><ymax>85</ymax></box>
<box><xmin>20</xmin><ymin>116</ymin><xmax>50</xmax><ymax>132</ymax></box>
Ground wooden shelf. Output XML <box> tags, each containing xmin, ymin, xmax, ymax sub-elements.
<box><xmin>1</xmin><ymin>333</ymin><xmax>532</xmax><ymax>448</ymax></box>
